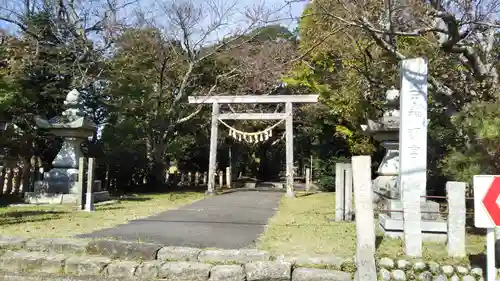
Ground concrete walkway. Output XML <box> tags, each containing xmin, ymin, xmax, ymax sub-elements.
<box><xmin>77</xmin><ymin>191</ymin><xmax>283</xmax><ymax>249</ymax></box>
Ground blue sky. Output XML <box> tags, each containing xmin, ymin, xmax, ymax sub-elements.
<box><xmin>136</xmin><ymin>0</ymin><xmax>309</xmax><ymax>44</ymax></box>
<box><xmin>0</xmin><ymin>0</ymin><xmax>309</xmax><ymax>41</ymax></box>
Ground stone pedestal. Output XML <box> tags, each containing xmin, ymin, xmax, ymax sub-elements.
<box><xmin>379</xmin><ymin>214</ymin><xmax>447</xmax><ymax>243</ymax></box>
<box><xmin>378</xmin><ymin>197</ymin><xmax>441</xmax><ymax>220</ymax></box>
<box><xmin>376</xmin><ymin>189</ymin><xmax>447</xmax><ymax>241</ymax></box>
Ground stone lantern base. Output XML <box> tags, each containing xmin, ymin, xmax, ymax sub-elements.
<box><xmin>24</xmin><ymin>142</ymin><xmax>111</xmax><ymax>204</ymax></box>
<box><xmin>26</xmin><ymin>166</ymin><xmax>110</xmax><ymax>204</ymax></box>
<box><xmin>25</xmin><ymin>167</ymin><xmax>110</xmax><ymax>205</ymax></box>
<box><xmin>35</xmin><ymin>168</ymin><xmax>79</xmax><ymax>194</ymax></box>
<box><xmin>25</xmin><ymin>161</ymin><xmax>110</xmax><ymax>205</ymax></box>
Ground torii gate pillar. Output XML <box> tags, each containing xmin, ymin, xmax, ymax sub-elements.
<box><xmin>285</xmin><ymin>101</ymin><xmax>294</xmax><ymax>196</ymax></box>
<box><xmin>188</xmin><ymin>95</ymin><xmax>319</xmax><ymax>197</ymax></box>
<box><xmin>207</xmin><ymin>102</ymin><xmax>220</xmax><ymax>195</ymax></box>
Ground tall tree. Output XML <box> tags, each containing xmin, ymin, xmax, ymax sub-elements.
<box><xmin>0</xmin><ymin>0</ymin><xmax>133</xmax><ymax>162</ymax></box>
<box><xmin>101</xmin><ymin>0</ymin><xmax>297</xmax><ymax>185</ymax></box>
<box><xmin>286</xmin><ymin>0</ymin><xmax>499</xmax><ymax>184</ymax></box>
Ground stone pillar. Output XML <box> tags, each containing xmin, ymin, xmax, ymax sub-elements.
<box><xmin>400</xmin><ymin>58</ymin><xmax>428</xmax><ymax>257</ymax></box>
<box><xmin>84</xmin><ymin>158</ymin><xmax>95</xmax><ymax>212</ymax></box>
<box><xmin>447</xmin><ymin>181</ymin><xmax>466</xmax><ymax>257</ymax></box>
<box><xmin>77</xmin><ymin>157</ymin><xmax>85</xmax><ymax>208</ymax></box>
<box><xmin>336</xmin><ymin>163</ymin><xmax>353</xmax><ymax>221</ymax></box>
<box><xmin>226</xmin><ymin>167</ymin><xmax>231</xmax><ymax>189</ymax></box>
<box><xmin>351</xmin><ymin>156</ymin><xmax>377</xmax><ymax>281</ymax></box>
<box><xmin>344</xmin><ymin>164</ymin><xmax>353</xmax><ymax>221</ymax></box>
<box><xmin>335</xmin><ymin>163</ymin><xmax>346</xmax><ymax>221</ymax></box>
<box><xmin>195</xmin><ymin>172</ymin><xmax>200</xmax><ymax>186</ymax></box>
<box><xmin>219</xmin><ymin>171</ymin><xmax>224</xmax><ymax>189</ymax></box>
<box><xmin>305</xmin><ymin>168</ymin><xmax>310</xmax><ymax>191</ymax></box>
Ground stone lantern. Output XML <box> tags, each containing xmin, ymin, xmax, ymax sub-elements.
<box><xmin>27</xmin><ymin>89</ymin><xmax>97</xmax><ymax>203</ymax></box>
<box><xmin>362</xmin><ymin>87</ymin><xmax>447</xmax><ymax>241</ymax></box>
<box><xmin>361</xmin><ymin>87</ymin><xmax>400</xmax><ymax>202</ymax></box>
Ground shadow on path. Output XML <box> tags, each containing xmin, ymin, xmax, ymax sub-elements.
<box><xmin>77</xmin><ymin>191</ymin><xmax>283</xmax><ymax>249</ymax></box>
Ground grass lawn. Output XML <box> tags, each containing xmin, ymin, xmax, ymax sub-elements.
<box><xmin>258</xmin><ymin>192</ymin><xmax>485</xmax><ymax>263</ymax></box>
<box><xmin>0</xmin><ymin>192</ymin><xmax>204</xmax><ymax>238</ymax></box>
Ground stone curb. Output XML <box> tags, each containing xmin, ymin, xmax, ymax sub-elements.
<box><xmin>86</xmin><ymin>240</ymin><xmax>162</xmax><ymax>260</ymax></box>
<box><xmin>0</xmin><ymin>250</ymin><xmax>351</xmax><ymax>281</ymax></box>
<box><xmin>0</xmin><ymin>271</ymin><xmax>137</xmax><ymax>281</ymax></box>
<box><xmin>0</xmin><ymin>236</ymin><xmax>351</xmax><ymax>269</ymax></box>
<box><xmin>0</xmin><ymin>236</ymin><xmax>487</xmax><ymax>281</ymax></box>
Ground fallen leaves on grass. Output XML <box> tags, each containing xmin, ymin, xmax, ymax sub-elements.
<box><xmin>258</xmin><ymin>192</ymin><xmax>485</xmax><ymax>263</ymax></box>
<box><xmin>0</xmin><ymin>192</ymin><xmax>204</xmax><ymax>238</ymax></box>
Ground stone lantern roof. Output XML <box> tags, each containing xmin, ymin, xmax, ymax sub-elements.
<box><xmin>34</xmin><ymin>89</ymin><xmax>96</xmax><ymax>139</ymax></box>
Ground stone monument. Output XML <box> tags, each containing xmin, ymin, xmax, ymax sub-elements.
<box><xmin>361</xmin><ymin>86</ymin><xmax>447</xmax><ymax>242</ymax></box>
<box><xmin>25</xmin><ymin>89</ymin><xmax>109</xmax><ymax>204</ymax></box>
<box><xmin>399</xmin><ymin>58</ymin><xmax>428</xmax><ymax>256</ymax></box>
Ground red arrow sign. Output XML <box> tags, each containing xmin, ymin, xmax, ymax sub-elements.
<box><xmin>482</xmin><ymin>177</ymin><xmax>500</xmax><ymax>226</ymax></box>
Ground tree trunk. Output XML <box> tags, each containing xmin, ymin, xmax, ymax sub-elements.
<box><xmin>145</xmin><ymin>135</ymin><xmax>166</xmax><ymax>187</ymax></box>
<box><xmin>151</xmin><ymin>142</ymin><xmax>167</xmax><ymax>187</ymax></box>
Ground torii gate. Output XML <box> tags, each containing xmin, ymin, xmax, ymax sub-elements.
<box><xmin>188</xmin><ymin>95</ymin><xmax>319</xmax><ymax>197</ymax></box>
